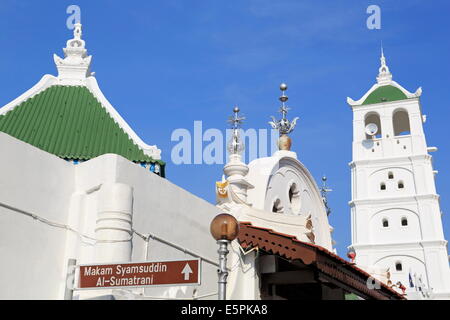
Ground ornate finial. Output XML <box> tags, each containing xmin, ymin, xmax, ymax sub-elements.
<box><xmin>347</xmin><ymin>247</ymin><xmax>356</xmax><ymax>264</ymax></box>
<box><xmin>228</xmin><ymin>106</ymin><xmax>245</xmax><ymax>130</ymax></box>
<box><xmin>221</xmin><ymin>106</ymin><xmax>253</xmax><ymax>205</ymax></box>
<box><xmin>53</xmin><ymin>23</ymin><xmax>93</xmax><ymax>83</ymax></box>
<box><xmin>320</xmin><ymin>175</ymin><xmax>332</xmax><ymax>216</ymax></box>
<box><xmin>65</xmin><ymin>23</ymin><xmax>87</xmax><ymax>53</ymax></box>
<box><xmin>227</xmin><ymin>106</ymin><xmax>245</xmax><ymax>155</ymax></box>
<box><xmin>377</xmin><ymin>44</ymin><xmax>392</xmax><ymax>84</ymax></box>
<box><xmin>73</xmin><ymin>23</ymin><xmax>82</xmax><ymax>40</ymax></box>
<box><xmin>269</xmin><ymin>83</ymin><xmax>299</xmax><ymax>136</ymax></box>
<box><xmin>269</xmin><ymin>83</ymin><xmax>299</xmax><ymax>151</ymax></box>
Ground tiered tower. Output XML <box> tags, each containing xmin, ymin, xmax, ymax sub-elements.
<box><xmin>347</xmin><ymin>50</ymin><xmax>450</xmax><ymax>299</ymax></box>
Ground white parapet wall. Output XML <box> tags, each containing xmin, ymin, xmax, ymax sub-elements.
<box><xmin>0</xmin><ymin>132</ymin><xmax>221</xmax><ymax>300</ymax></box>
<box><xmin>0</xmin><ymin>133</ymin><xmax>75</xmax><ymax>299</ymax></box>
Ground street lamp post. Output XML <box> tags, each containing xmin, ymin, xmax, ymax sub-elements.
<box><xmin>217</xmin><ymin>239</ymin><xmax>229</xmax><ymax>300</ymax></box>
<box><xmin>210</xmin><ymin>213</ymin><xmax>239</xmax><ymax>300</ymax></box>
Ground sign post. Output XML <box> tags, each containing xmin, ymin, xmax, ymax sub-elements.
<box><xmin>64</xmin><ymin>258</ymin><xmax>77</xmax><ymax>300</ymax></box>
<box><xmin>76</xmin><ymin>259</ymin><xmax>200</xmax><ymax>290</ymax></box>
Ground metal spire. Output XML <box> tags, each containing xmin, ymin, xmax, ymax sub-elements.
<box><xmin>377</xmin><ymin>43</ymin><xmax>392</xmax><ymax>84</ymax></box>
<box><xmin>320</xmin><ymin>175</ymin><xmax>332</xmax><ymax>216</ymax></box>
<box><xmin>227</xmin><ymin>106</ymin><xmax>245</xmax><ymax>130</ymax></box>
<box><xmin>227</xmin><ymin>106</ymin><xmax>245</xmax><ymax>155</ymax></box>
<box><xmin>73</xmin><ymin>23</ymin><xmax>82</xmax><ymax>40</ymax></box>
<box><xmin>269</xmin><ymin>83</ymin><xmax>299</xmax><ymax>136</ymax></box>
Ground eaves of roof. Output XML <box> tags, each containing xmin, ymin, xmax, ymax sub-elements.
<box><xmin>238</xmin><ymin>221</ymin><xmax>405</xmax><ymax>300</ymax></box>
<box><xmin>0</xmin><ymin>85</ymin><xmax>165</xmax><ymax>174</ymax></box>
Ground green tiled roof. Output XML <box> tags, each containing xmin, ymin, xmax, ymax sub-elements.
<box><xmin>362</xmin><ymin>85</ymin><xmax>408</xmax><ymax>105</ymax></box>
<box><xmin>0</xmin><ymin>85</ymin><xmax>165</xmax><ymax>173</ymax></box>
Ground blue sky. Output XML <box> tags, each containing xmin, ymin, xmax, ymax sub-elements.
<box><xmin>0</xmin><ymin>0</ymin><xmax>449</xmax><ymax>256</ymax></box>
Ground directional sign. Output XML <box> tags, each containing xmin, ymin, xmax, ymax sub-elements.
<box><xmin>77</xmin><ymin>259</ymin><xmax>200</xmax><ymax>290</ymax></box>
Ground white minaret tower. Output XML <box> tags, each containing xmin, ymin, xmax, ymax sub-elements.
<box><xmin>347</xmin><ymin>49</ymin><xmax>450</xmax><ymax>300</ymax></box>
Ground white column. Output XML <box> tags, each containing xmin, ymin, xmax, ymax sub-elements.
<box><xmin>226</xmin><ymin>241</ymin><xmax>260</xmax><ymax>299</ymax></box>
<box><xmin>95</xmin><ymin>183</ymin><xmax>133</xmax><ymax>262</ymax></box>
<box><xmin>224</xmin><ymin>154</ymin><xmax>252</xmax><ymax>203</ymax></box>
<box><xmin>380</xmin><ymin>110</ymin><xmax>394</xmax><ymax>157</ymax></box>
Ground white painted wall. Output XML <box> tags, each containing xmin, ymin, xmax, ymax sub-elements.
<box><xmin>0</xmin><ymin>133</ymin><xmax>74</xmax><ymax>299</ymax></box>
<box><xmin>0</xmin><ymin>132</ymin><xmax>221</xmax><ymax>300</ymax></box>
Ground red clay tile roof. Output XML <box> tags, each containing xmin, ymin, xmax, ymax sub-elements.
<box><xmin>238</xmin><ymin>221</ymin><xmax>405</xmax><ymax>300</ymax></box>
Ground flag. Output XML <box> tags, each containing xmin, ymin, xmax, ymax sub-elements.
<box><xmin>409</xmin><ymin>272</ymin><xmax>414</xmax><ymax>288</ymax></box>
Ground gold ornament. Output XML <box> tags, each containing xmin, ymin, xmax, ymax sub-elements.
<box><xmin>278</xmin><ymin>134</ymin><xmax>292</xmax><ymax>151</ymax></box>
<box><xmin>216</xmin><ymin>181</ymin><xmax>229</xmax><ymax>198</ymax></box>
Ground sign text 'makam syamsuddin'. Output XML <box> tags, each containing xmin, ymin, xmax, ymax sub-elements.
<box><xmin>78</xmin><ymin>260</ymin><xmax>199</xmax><ymax>289</ymax></box>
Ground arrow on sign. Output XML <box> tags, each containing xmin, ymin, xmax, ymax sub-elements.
<box><xmin>181</xmin><ymin>263</ymin><xmax>193</xmax><ymax>280</ymax></box>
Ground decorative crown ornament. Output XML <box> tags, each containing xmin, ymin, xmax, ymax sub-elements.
<box><xmin>269</xmin><ymin>83</ymin><xmax>299</xmax><ymax>151</ymax></box>
<box><xmin>320</xmin><ymin>175</ymin><xmax>333</xmax><ymax>216</ymax></box>
<box><xmin>53</xmin><ymin>23</ymin><xmax>93</xmax><ymax>83</ymax></box>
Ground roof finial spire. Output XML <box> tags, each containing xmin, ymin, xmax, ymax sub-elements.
<box><xmin>320</xmin><ymin>175</ymin><xmax>333</xmax><ymax>216</ymax></box>
<box><xmin>269</xmin><ymin>83</ymin><xmax>299</xmax><ymax>151</ymax></box>
<box><xmin>227</xmin><ymin>106</ymin><xmax>245</xmax><ymax>155</ymax></box>
<box><xmin>377</xmin><ymin>43</ymin><xmax>392</xmax><ymax>85</ymax></box>
<box><xmin>73</xmin><ymin>22</ymin><xmax>82</xmax><ymax>40</ymax></box>
<box><xmin>53</xmin><ymin>23</ymin><xmax>93</xmax><ymax>84</ymax></box>
<box><xmin>220</xmin><ymin>106</ymin><xmax>253</xmax><ymax>204</ymax></box>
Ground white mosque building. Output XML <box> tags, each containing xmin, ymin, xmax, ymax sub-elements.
<box><xmin>347</xmin><ymin>50</ymin><xmax>450</xmax><ymax>300</ymax></box>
